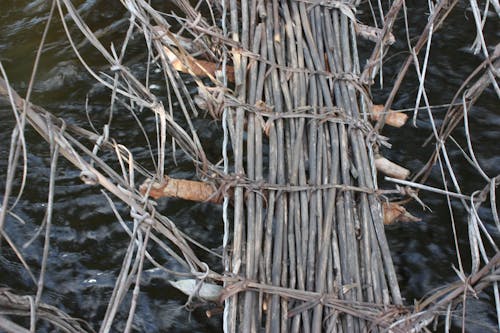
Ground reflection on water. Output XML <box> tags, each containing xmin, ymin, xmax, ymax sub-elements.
<box><xmin>0</xmin><ymin>1</ymin><xmax>498</xmax><ymax>332</ymax></box>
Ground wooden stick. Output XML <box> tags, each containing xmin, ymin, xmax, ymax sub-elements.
<box><xmin>355</xmin><ymin>23</ymin><xmax>395</xmax><ymax>45</ymax></box>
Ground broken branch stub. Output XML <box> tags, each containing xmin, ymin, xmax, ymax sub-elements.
<box><xmin>382</xmin><ymin>202</ymin><xmax>421</xmax><ymax>225</ymax></box>
<box><xmin>140</xmin><ymin>176</ymin><xmax>221</xmax><ymax>203</ymax></box>
<box><xmin>375</xmin><ymin>156</ymin><xmax>411</xmax><ymax>180</ymax></box>
<box><xmin>371</xmin><ymin>104</ymin><xmax>408</xmax><ymax>128</ymax></box>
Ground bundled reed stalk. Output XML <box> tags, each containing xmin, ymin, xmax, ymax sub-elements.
<box><xmin>221</xmin><ymin>1</ymin><xmax>402</xmax><ymax>331</ymax></box>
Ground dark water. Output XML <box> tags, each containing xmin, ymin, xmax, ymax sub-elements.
<box><xmin>0</xmin><ymin>1</ymin><xmax>498</xmax><ymax>332</ymax></box>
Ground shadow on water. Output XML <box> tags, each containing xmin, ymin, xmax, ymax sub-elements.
<box><xmin>0</xmin><ymin>1</ymin><xmax>498</xmax><ymax>332</ymax></box>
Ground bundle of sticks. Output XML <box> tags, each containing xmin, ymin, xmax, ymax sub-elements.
<box><xmin>150</xmin><ymin>2</ymin><xmax>408</xmax><ymax>332</ymax></box>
